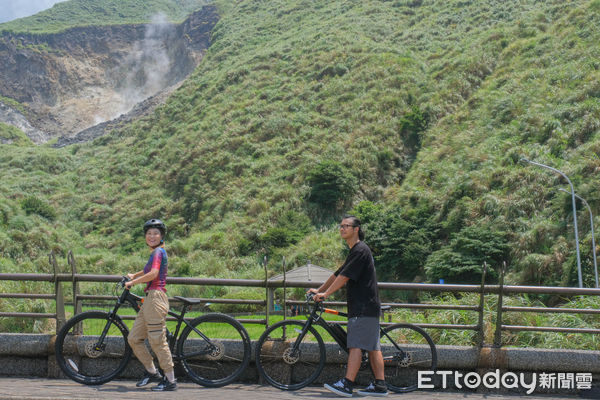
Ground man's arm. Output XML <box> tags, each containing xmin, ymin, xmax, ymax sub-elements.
<box><xmin>314</xmin><ymin>274</ymin><xmax>349</xmax><ymax>302</ymax></box>
<box><xmin>307</xmin><ymin>273</ymin><xmax>336</xmax><ymax>295</ymax></box>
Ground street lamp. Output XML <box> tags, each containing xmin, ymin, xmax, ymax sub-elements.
<box><xmin>559</xmin><ymin>188</ymin><xmax>598</xmax><ymax>288</ymax></box>
<box><xmin>520</xmin><ymin>158</ymin><xmax>582</xmax><ymax>288</ymax></box>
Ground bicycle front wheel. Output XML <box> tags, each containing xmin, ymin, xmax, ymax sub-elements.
<box><xmin>255</xmin><ymin>320</ymin><xmax>325</xmax><ymax>390</ymax></box>
<box><xmin>380</xmin><ymin>323</ymin><xmax>437</xmax><ymax>393</ymax></box>
<box><xmin>177</xmin><ymin>313</ymin><xmax>251</xmax><ymax>387</ymax></box>
<box><xmin>55</xmin><ymin>311</ymin><xmax>131</xmax><ymax>385</ymax></box>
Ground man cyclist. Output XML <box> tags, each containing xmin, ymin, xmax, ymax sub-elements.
<box><xmin>309</xmin><ymin>215</ymin><xmax>388</xmax><ymax>397</ymax></box>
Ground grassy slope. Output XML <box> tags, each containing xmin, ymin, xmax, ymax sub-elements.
<box><xmin>399</xmin><ymin>0</ymin><xmax>600</xmax><ymax>286</ymax></box>
<box><xmin>1</xmin><ymin>0</ymin><xmax>600</xmax><ymax>296</ymax></box>
<box><xmin>0</xmin><ymin>0</ymin><xmax>209</xmax><ymax>33</ymax></box>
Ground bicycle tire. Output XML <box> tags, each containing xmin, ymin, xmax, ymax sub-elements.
<box><xmin>255</xmin><ymin>320</ymin><xmax>326</xmax><ymax>390</ymax></box>
<box><xmin>379</xmin><ymin>323</ymin><xmax>437</xmax><ymax>393</ymax></box>
<box><xmin>55</xmin><ymin>311</ymin><xmax>132</xmax><ymax>385</ymax></box>
<box><xmin>177</xmin><ymin>313</ymin><xmax>251</xmax><ymax>387</ymax></box>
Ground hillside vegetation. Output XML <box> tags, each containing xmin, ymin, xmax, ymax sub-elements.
<box><xmin>0</xmin><ymin>0</ymin><xmax>209</xmax><ymax>34</ymax></box>
<box><xmin>1</xmin><ymin>0</ymin><xmax>600</xmax><ymax>307</ymax></box>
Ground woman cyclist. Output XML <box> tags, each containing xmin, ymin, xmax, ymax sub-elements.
<box><xmin>125</xmin><ymin>219</ymin><xmax>177</xmax><ymax>391</ymax></box>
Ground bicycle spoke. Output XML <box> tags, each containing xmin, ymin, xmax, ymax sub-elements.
<box><xmin>380</xmin><ymin>324</ymin><xmax>437</xmax><ymax>393</ymax></box>
<box><xmin>178</xmin><ymin>314</ymin><xmax>250</xmax><ymax>387</ymax></box>
<box><xmin>55</xmin><ymin>312</ymin><xmax>131</xmax><ymax>385</ymax></box>
<box><xmin>256</xmin><ymin>320</ymin><xmax>325</xmax><ymax>390</ymax></box>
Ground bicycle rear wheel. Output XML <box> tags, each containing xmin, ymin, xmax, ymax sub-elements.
<box><xmin>177</xmin><ymin>313</ymin><xmax>251</xmax><ymax>387</ymax></box>
<box><xmin>380</xmin><ymin>323</ymin><xmax>437</xmax><ymax>393</ymax></box>
<box><xmin>255</xmin><ymin>320</ymin><xmax>325</xmax><ymax>390</ymax></box>
<box><xmin>55</xmin><ymin>311</ymin><xmax>131</xmax><ymax>385</ymax></box>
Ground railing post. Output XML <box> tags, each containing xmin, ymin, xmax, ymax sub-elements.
<box><xmin>50</xmin><ymin>251</ymin><xmax>66</xmax><ymax>334</ymax></box>
<box><xmin>493</xmin><ymin>261</ymin><xmax>506</xmax><ymax>347</ymax></box>
<box><xmin>68</xmin><ymin>251</ymin><xmax>81</xmax><ymax>315</ymax></box>
<box><xmin>263</xmin><ymin>255</ymin><xmax>269</xmax><ymax>329</ymax></box>
<box><xmin>282</xmin><ymin>257</ymin><xmax>287</xmax><ymax>322</ymax></box>
<box><xmin>68</xmin><ymin>251</ymin><xmax>81</xmax><ymax>334</ymax></box>
<box><xmin>477</xmin><ymin>262</ymin><xmax>487</xmax><ymax>347</ymax></box>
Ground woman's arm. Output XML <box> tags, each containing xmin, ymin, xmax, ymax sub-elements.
<box><xmin>125</xmin><ymin>269</ymin><xmax>159</xmax><ymax>289</ymax></box>
<box><xmin>127</xmin><ymin>270</ymin><xmax>145</xmax><ymax>280</ymax></box>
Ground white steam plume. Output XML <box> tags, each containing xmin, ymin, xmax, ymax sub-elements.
<box><xmin>99</xmin><ymin>13</ymin><xmax>175</xmax><ymax>122</ymax></box>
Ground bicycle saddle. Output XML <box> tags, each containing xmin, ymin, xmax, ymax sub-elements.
<box><xmin>174</xmin><ymin>296</ymin><xmax>204</xmax><ymax>305</ymax></box>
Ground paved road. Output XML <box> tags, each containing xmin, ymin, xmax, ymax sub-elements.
<box><xmin>0</xmin><ymin>378</ymin><xmax>597</xmax><ymax>400</ymax></box>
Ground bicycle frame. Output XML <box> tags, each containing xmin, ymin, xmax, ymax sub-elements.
<box><xmin>284</xmin><ymin>301</ymin><xmax>349</xmax><ymax>355</ymax></box>
<box><xmin>287</xmin><ymin>300</ymin><xmax>404</xmax><ymax>362</ymax></box>
<box><xmin>93</xmin><ymin>279</ymin><xmax>218</xmax><ymax>358</ymax></box>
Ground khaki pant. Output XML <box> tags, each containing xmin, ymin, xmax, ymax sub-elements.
<box><xmin>128</xmin><ymin>290</ymin><xmax>174</xmax><ymax>374</ymax></box>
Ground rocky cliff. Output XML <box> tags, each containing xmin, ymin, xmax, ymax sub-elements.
<box><xmin>0</xmin><ymin>5</ymin><xmax>218</xmax><ymax>144</ymax></box>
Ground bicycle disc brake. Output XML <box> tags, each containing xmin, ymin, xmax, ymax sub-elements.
<box><xmin>282</xmin><ymin>348</ymin><xmax>300</xmax><ymax>365</ymax></box>
<box><xmin>84</xmin><ymin>342</ymin><xmax>104</xmax><ymax>358</ymax></box>
<box><xmin>205</xmin><ymin>341</ymin><xmax>225</xmax><ymax>361</ymax></box>
<box><xmin>398</xmin><ymin>351</ymin><xmax>412</xmax><ymax>367</ymax></box>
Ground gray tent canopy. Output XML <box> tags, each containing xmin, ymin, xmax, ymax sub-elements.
<box><xmin>267</xmin><ymin>262</ymin><xmax>333</xmax><ymax>311</ymax></box>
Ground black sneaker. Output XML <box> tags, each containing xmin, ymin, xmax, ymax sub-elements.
<box><xmin>135</xmin><ymin>371</ymin><xmax>163</xmax><ymax>387</ymax></box>
<box><xmin>357</xmin><ymin>380</ymin><xmax>388</xmax><ymax>397</ymax></box>
<box><xmin>151</xmin><ymin>378</ymin><xmax>177</xmax><ymax>392</ymax></box>
<box><xmin>324</xmin><ymin>377</ymin><xmax>354</xmax><ymax>397</ymax></box>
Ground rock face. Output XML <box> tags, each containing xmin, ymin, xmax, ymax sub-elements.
<box><xmin>0</xmin><ymin>5</ymin><xmax>218</xmax><ymax>144</ymax></box>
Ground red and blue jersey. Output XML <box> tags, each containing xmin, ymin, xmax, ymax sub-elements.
<box><xmin>143</xmin><ymin>247</ymin><xmax>168</xmax><ymax>293</ymax></box>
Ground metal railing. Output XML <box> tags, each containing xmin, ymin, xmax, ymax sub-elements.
<box><xmin>2</xmin><ymin>252</ymin><xmax>600</xmax><ymax>348</ymax></box>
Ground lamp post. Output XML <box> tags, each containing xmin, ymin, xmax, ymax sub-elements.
<box><xmin>520</xmin><ymin>158</ymin><xmax>582</xmax><ymax>288</ymax></box>
<box><xmin>559</xmin><ymin>188</ymin><xmax>598</xmax><ymax>288</ymax></box>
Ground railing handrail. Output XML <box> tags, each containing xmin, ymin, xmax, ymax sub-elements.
<box><xmin>3</xmin><ymin>264</ymin><xmax>600</xmax><ymax>347</ymax></box>
<box><xmin>5</xmin><ymin>272</ymin><xmax>600</xmax><ymax>295</ymax></box>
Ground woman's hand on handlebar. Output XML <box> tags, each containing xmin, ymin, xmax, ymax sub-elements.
<box><xmin>122</xmin><ymin>275</ymin><xmax>134</xmax><ymax>289</ymax></box>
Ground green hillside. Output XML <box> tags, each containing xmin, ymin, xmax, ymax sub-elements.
<box><xmin>0</xmin><ymin>0</ymin><xmax>209</xmax><ymax>33</ymax></box>
<box><xmin>1</xmin><ymin>0</ymin><xmax>600</xmax><ymax>298</ymax></box>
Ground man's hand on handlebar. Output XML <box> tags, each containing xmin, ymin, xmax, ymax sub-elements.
<box><xmin>306</xmin><ymin>288</ymin><xmax>330</xmax><ymax>302</ymax></box>
<box><xmin>306</xmin><ymin>288</ymin><xmax>327</xmax><ymax>302</ymax></box>
<box><xmin>313</xmin><ymin>292</ymin><xmax>327</xmax><ymax>302</ymax></box>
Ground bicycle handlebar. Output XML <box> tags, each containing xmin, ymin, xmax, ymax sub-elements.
<box><xmin>305</xmin><ymin>292</ymin><xmax>324</xmax><ymax>312</ymax></box>
<box><xmin>118</xmin><ymin>276</ymin><xmax>131</xmax><ymax>289</ymax></box>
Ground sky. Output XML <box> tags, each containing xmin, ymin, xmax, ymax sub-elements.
<box><xmin>0</xmin><ymin>0</ymin><xmax>67</xmax><ymax>23</ymax></box>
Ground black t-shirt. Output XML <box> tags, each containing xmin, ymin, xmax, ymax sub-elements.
<box><xmin>334</xmin><ymin>241</ymin><xmax>381</xmax><ymax>318</ymax></box>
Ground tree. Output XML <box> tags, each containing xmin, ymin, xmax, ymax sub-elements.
<box><xmin>424</xmin><ymin>225</ymin><xmax>507</xmax><ymax>283</ymax></box>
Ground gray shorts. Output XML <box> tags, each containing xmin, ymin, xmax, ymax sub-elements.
<box><xmin>347</xmin><ymin>316</ymin><xmax>381</xmax><ymax>351</ymax></box>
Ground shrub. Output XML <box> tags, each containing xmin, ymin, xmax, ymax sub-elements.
<box><xmin>21</xmin><ymin>196</ymin><xmax>56</xmax><ymax>221</ymax></box>
<box><xmin>307</xmin><ymin>160</ymin><xmax>357</xmax><ymax>210</ymax></box>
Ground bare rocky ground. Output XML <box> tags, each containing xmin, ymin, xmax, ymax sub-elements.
<box><xmin>0</xmin><ymin>6</ymin><xmax>218</xmax><ymax>145</ymax></box>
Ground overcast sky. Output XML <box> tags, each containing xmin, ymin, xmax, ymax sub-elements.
<box><xmin>0</xmin><ymin>0</ymin><xmax>68</xmax><ymax>23</ymax></box>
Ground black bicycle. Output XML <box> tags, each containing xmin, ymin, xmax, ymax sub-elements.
<box><xmin>255</xmin><ymin>294</ymin><xmax>437</xmax><ymax>392</ymax></box>
<box><xmin>55</xmin><ymin>277</ymin><xmax>251</xmax><ymax>386</ymax></box>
